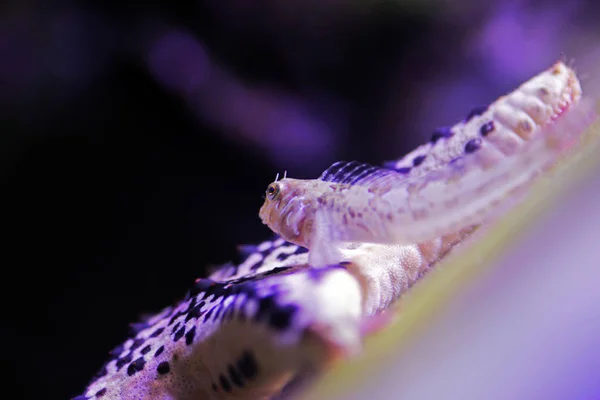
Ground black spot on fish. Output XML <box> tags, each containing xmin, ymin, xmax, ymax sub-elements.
<box><xmin>237</xmin><ymin>350</ymin><xmax>259</xmax><ymax>379</ymax></box>
<box><xmin>466</xmin><ymin>105</ymin><xmax>488</xmax><ymax>121</ymax></box>
<box><xmin>480</xmin><ymin>120</ymin><xmax>495</xmax><ymax>136</ymax></box>
<box><xmin>412</xmin><ymin>155</ymin><xmax>426</xmax><ymax>166</ymax></box>
<box><xmin>276</xmin><ymin>252</ymin><xmax>293</xmax><ymax>261</ymax></box>
<box><xmin>186</xmin><ymin>302</ymin><xmax>206</xmax><ymax>322</ymax></box>
<box><xmin>115</xmin><ymin>352</ymin><xmax>133</xmax><ymax>371</ymax></box>
<box><xmin>126</xmin><ymin>357</ymin><xmax>145</xmax><ymax>376</ymax></box>
<box><xmin>430</xmin><ymin>127</ymin><xmax>453</xmax><ymax>143</ymax></box>
<box><xmin>248</xmin><ymin>257</ymin><xmax>266</xmax><ymax>271</ymax></box>
<box><xmin>167</xmin><ymin>314</ymin><xmax>180</xmax><ymax>326</ymax></box>
<box><xmin>294</xmin><ymin>246</ymin><xmax>308</xmax><ymax>255</ymax></box>
<box><xmin>156</xmin><ymin>361</ymin><xmax>170</xmax><ymax>375</ymax></box>
<box><xmin>149</xmin><ymin>327</ymin><xmax>164</xmax><ymax>338</ymax></box>
<box><xmin>185</xmin><ymin>326</ymin><xmax>196</xmax><ymax>345</ymax></box>
<box><xmin>201</xmin><ymin>282</ymin><xmax>227</xmax><ymax>301</ymax></box>
<box><xmin>173</xmin><ymin>327</ymin><xmax>185</xmax><ymax>342</ymax></box>
<box><xmin>220</xmin><ymin>374</ymin><xmax>232</xmax><ymax>392</ymax></box>
<box><xmin>130</xmin><ymin>338</ymin><xmax>145</xmax><ymax>351</ymax></box>
<box><xmin>203</xmin><ymin>307</ymin><xmax>214</xmax><ymax>322</ymax></box>
<box><xmin>465</xmin><ymin>138</ymin><xmax>482</xmax><ymax>153</ymax></box>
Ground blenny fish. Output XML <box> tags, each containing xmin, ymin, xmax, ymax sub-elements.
<box><xmin>259</xmin><ymin>61</ymin><xmax>594</xmax><ymax>267</ymax></box>
<box><xmin>76</xmin><ymin>61</ymin><xmax>596</xmax><ymax>400</ymax></box>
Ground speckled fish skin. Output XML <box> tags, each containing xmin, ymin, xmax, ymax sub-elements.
<box><xmin>78</xmin><ymin>61</ymin><xmax>592</xmax><ymax>400</ymax></box>
<box><xmin>78</xmin><ymin>258</ymin><xmax>362</xmax><ymax>400</ymax></box>
<box><xmin>259</xmin><ymin>62</ymin><xmax>596</xmax><ymax>268</ymax></box>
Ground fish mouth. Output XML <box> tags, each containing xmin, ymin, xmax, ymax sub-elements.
<box><xmin>496</xmin><ymin>61</ymin><xmax>583</xmax><ymax>143</ymax></box>
<box><xmin>535</xmin><ymin>61</ymin><xmax>582</xmax><ymax>124</ymax></box>
<box><xmin>258</xmin><ymin>202</ymin><xmax>271</xmax><ymax>226</ymax></box>
<box><xmin>259</xmin><ymin>196</ymin><xmax>303</xmax><ymax>244</ymax></box>
<box><xmin>549</xmin><ymin>62</ymin><xmax>581</xmax><ymax>121</ymax></box>
<box><xmin>259</xmin><ymin>201</ymin><xmax>281</xmax><ymax>238</ymax></box>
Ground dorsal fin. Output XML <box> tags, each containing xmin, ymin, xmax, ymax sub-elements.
<box><xmin>319</xmin><ymin>161</ymin><xmax>404</xmax><ymax>187</ymax></box>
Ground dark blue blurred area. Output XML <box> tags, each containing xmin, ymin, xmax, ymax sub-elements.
<box><xmin>3</xmin><ymin>1</ymin><xmax>599</xmax><ymax>398</ymax></box>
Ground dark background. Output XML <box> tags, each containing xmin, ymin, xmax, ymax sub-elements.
<box><xmin>3</xmin><ymin>1</ymin><xmax>599</xmax><ymax>398</ymax></box>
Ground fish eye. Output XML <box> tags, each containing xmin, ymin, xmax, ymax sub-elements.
<box><xmin>266</xmin><ymin>183</ymin><xmax>280</xmax><ymax>200</ymax></box>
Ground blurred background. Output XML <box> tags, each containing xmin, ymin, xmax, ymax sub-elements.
<box><xmin>3</xmin><ymin>0</ymin><xmax>600</xmax><ymax>398</ymax></box>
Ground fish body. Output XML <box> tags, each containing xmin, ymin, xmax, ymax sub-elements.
<box><xmin>259</xmin><ymin>62</ymin><xmax>595</xmax><ymax>268</ymax></box>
